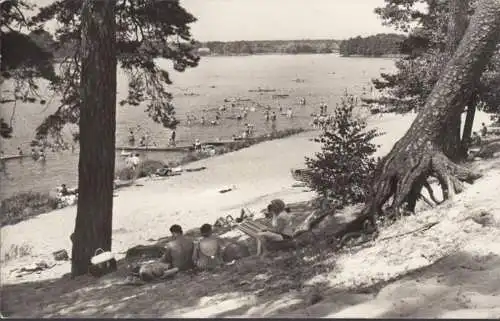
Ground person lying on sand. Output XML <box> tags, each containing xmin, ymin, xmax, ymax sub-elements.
<box><xmin>155</xmin><ymin>166</ymin><xmax>172</xmax><ymax>177</ymax></box>
<box><xmin>256</xmin><ymin>199</ymin><xmax>294</xmax><ymax>256</ymax></box>
<box><xmin>192</xmin><ymin>224</ymin><xmax>225</xmax><ymax>271</ymax></box>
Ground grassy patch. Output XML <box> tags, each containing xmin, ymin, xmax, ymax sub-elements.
<box><xmin>2</xmin><ymin>244</ymin><xmax>33</xmax><ymax>263</ymax></box>
<box><xmin>0</xmin><ymin>192</ymin><xmax>59</xmax><ymax>227</ymax></box>
<box><xmin>115</xmin><ymin>159</ymin><xmax>166</xmax><ymax>180</ymax></box>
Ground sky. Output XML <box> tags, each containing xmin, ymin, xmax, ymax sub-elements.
<box><xmin>180</xmin><ymin>0</ymin><xmax>399</xmax><ymax>41</ymax></box>
<box><xmin>30</xmin><ymin>0</ymin><xmax>400</xmax><ymax>42</ymax></box>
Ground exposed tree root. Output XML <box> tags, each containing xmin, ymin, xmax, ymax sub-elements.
<box><xmin>366</xmin><ymin>146</ymin><xmax>482</xmax><ymax>222</ymax></box>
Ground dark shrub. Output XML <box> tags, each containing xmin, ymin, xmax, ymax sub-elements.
<box><xmin>305</xmin><ymin>93</ymin><xmax>381</xmax><ymax>207</ymax></box>
<box><xmin>0</xmin><ymin>192</ymin><xmax>59</xmax><ymax>227</ymax></box>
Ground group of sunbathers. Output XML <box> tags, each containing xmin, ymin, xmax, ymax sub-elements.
<box><xmin>129</xmin><ymin>223</ymin><xmax>242</xmax><ymax>282</ymax></box>
<box><xmin>129</xmin><ymin>199</ymin><xmax>297</xmax><ymax>282</ymax></box>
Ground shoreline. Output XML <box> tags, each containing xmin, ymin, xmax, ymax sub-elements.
<box><xmin>0</xmin><ymin>111</ymin><xmax>493</xmax><ymax>285</ymax></box>
<box><xmin>0</xmin><ymin>128</ymin><xmax>307</xmax><ymax>226</ymax></box>
<box><xmin>3</xmin><ymin>111</ymin><xmax>500</xmax><ymax>318</ymax></box>
<box><xmin>0</xmin><ymin>111</ymin><xmax>417</xmax><ymax>285</ymax></box>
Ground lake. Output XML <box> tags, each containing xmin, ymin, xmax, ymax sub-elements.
<box><xmin>0</xmin><ymin>54</ymin><xmax>396</xmax><ymax>200</ymax></box>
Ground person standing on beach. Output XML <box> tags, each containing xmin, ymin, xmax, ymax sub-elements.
<box><xmin>194</xmin><ymin>139</ymin><xmax>202</xmax><ymax>151</ymax></box>
<box><xmin>130</xmin><ymin>153</ymin><xmax>140</xmax><ymax>171</ymax></box>
<box><xmin>481</xmin><ymin>122</ymin><xmax>488</xmax><ymax>137</ymax></box>
<box><xmin>170</xmin><ymin>130</ymin><xmax>176</xmax><ymax>147</ymax></box>
<box><xmin>38</xmin><ymin>149</ymin><xmax>46</xmax><ymax>162</ymax></box>
<box><xmin>128</xmin><ymin>130</ymin><xmax>135</xmax><ymax>146</ymax></box>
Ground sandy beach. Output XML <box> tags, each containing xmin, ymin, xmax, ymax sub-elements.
<box><xmin>2</xmin><ymin>110</ymin><xmax>498</xmax><ymax>318</ymax></box>
<box><xmin>0</xmin><ymin>111</ymin><xmax>416</xmax><ymax>283</ymax></box>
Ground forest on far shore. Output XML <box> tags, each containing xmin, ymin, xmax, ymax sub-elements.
<box><xmin>339</xmin><ymin>33</ymin><xmax>407</xmax><ymax>57</ymax></box>
<box><xmin>28</xmin><ymin>30</ymin><xmax>407</xmax><ymax>59</ymax></box>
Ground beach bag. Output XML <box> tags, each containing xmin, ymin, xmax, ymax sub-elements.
<box><xmin>89</xmin><ymin>248</ymin><xmax>117</xmax><ymax>277</ymax></box>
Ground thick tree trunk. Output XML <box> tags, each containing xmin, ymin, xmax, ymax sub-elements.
<box><xmin>72</xmin><ymin>0</ymin><xmax>117</xmax><ymax>276</ymax></box>
<box><xmin>364</xmin><ymin>0</ymin><xmax>500</xmax><ymax>220</ymax></box>
<box><xmin>461</xmin><ymin>95</ymin><xmax>478</xmax><ymax>156</ymax></box>
<box><xmin>443</xmin><ymin>0</ymin><xmax>470</xmax><ymax>161</ymax></box>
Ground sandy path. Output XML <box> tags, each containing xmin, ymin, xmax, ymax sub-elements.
<box><xmin>0</xmin><ymin>111</ymin><xmax>491</xmax><ymax>287</ymax></box>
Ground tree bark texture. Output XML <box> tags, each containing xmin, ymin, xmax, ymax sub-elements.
<box><xmin>72</xmin><ymin>0</ymin><xmax>117</xmax><ymax>276</ymax></box>
<box><xmin>364</xmin><ymin>0</ymin><xmax>500</xmax><ymax>219</ymax></box>
<box><xmin>443</xmin><ymin>0</ymin><xmax>470</xmax><ymax>161</ymax></box>
<box><xmin>461</xmin><ymin>94</ymin><xmax>479</xmax><ymax>156</ymax></box>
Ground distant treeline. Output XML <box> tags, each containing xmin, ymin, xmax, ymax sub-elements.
<box><xmin>339</xmin><ymin>33</ymin><xmax>407</xmax><ymax>57</ymax></box>
<box><xmin>198</xmin><ymin>39</ymin><xmax>341</xmax><ymax>56</ymax></box>
<box><xmin>28</xmin><ymin>30</ymin><xmax>406</xmax><ymax>59</ymax></box>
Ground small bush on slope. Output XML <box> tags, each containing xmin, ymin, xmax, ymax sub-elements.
<box><xmin>305</xmin><ymin>93</ymin><xmax>381</xmax><ymax>207</ymax></box>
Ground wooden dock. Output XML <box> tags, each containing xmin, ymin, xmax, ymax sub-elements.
<box><xmin>115</xmin><ymin>140</ymin><xmax>247</xmax><ymax>153</ymax></box>
<box><xmin>0</xmin><ymin>154</ymin><xmax>31</xmax><ymax>161</ymax></box>
<box><xmin>116</xmin><ymin>145</ymin><xmax>194</xmax><ymax>152</ymax></box>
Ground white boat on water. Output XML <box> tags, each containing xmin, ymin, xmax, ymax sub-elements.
<box><xmin>120</xmin><ymin>150</ymin><xmax>132</xmax><ymax>157</ymax></box>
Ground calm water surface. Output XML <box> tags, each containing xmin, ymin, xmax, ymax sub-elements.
<box><xmin>0</xmin><ymin>54</ymin><xmax>396</xmax><ymax>200</ymax></box>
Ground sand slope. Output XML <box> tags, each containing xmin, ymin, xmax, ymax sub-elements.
<box><xmin>2</xmin><ymin>111</ymin><xmax>498</xmax><ymax>319</ymax></box>
<box><xmin>1</xmin><ymin>111</ymin><xmax>419</xmax><ymax>285</ymax></box>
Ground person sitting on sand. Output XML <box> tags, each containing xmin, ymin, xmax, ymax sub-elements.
<box><xmin>162</xmin><ymin>224</ymin><xmax>195</xmax><ymax>271</ymax></box>
<box><xmin>192</xmin><ymin>224</ymin><xmax>225</xmax><ymax>270</ymax></box>
<box><xmin>471</xmin><ymin>131</ymin><xmax>482</xmax><ymax>147</ymax></box>
<box><xmin>256</xmin><ymin>199</ymin><xmax>295</xmax><ymax>256</ymax></box>
<box><xmin>60</xmin><ymin>184</ymin><xmax>78</xmax><ymax>196</ymax></box>
<box><xmin>60</xmin><ymin>184</ymin><xmax>69</xmax><ymax>196</ymax></box>
<box><xmin>134</xmin><ymin>224</ymin><xmax>195</xmax><ymax>282</ymax></box>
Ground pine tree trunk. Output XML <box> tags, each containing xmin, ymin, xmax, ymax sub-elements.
<box><xmin>364</xmin><ymin>0</ymin><xmax>500</xmax><ymax>219</ymax></box>
<box><xmin>461</xmin><ymin>95</ymin><xmax>478</xmax><ymax>156</ymax></box>
<box><xmin>443</xmin><ymin>0</ymin><xmax>470</xmax><ymax>161</ymax></box>
<box><xmin>72</xmin><ymin>0</ymin><xmax>117</xmax><ymax>277</ymax></box>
